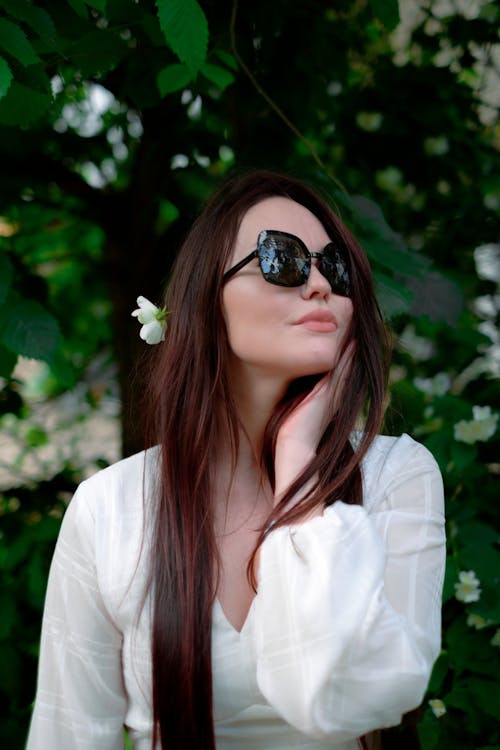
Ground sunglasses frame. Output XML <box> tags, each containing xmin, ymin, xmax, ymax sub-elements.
<box><xmin>222</xmin><ymin>229</ymin><xmax>351</xmax><ymax>297</ymax></box>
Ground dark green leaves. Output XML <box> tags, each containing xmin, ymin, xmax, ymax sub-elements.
<box><xmin>157</xmin><ymin>63</ymin><xmax>194</xmax><ymax>96</ymax></box>
<box><xmin>0</xmin><ymin>291</ymin><xmax>61</xmax><ymax>364</ymax></box>
<box><xmin>0</xmin><ymin>81</ymin><xmax>50</xmax><ymax>126</ymax></box>
<box><xmin>69</xmin><ymin>30</ymin><xmax>127</xmax><ymax>77</ymax></box>
<box><xmin>85</xmin><ymin>0</ymin><xmax>107</xmax><ymax>12</ymax></box>
<box><xmin>0</xmin><ymin>1</ymin><xmax>56</xmax><ymax>43</ymax></box>
<box><xmin>200</xmin><ymin>62</ymin><xmax>235</xmax><ymax>90</ymax></box>
<box><xmin>0</xmin><ymin>56</ymin><xmax>13</xmax><ymax>100</ymax></box>
<box><xmin>156</xmin><ymin>0</ymin><xmax>208</xmax><ymax>74</ymax></box>
<box><xmin>369</xmin><ymin>0</ymin><xmax>400</xmax><ymax>30</ymax></box>
<box><xmin>0</xmin><ymin>255</ymin><xmax>13</xmax><ymax>305</ymax></box>
<box><xmin>0</xmin><ymin>17</ymin><xmax>39</xmax><ymax>67</ymax></box>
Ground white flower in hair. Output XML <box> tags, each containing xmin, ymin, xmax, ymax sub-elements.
<box><xmin>131</xmin><ymin>296</ymin><xmax>168</xmax><ymax>344</ymax></box>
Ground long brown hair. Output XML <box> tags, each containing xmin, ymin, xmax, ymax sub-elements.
<box><xmin>142</xmin><ymin>170</ymin><xmax>391</xmax><ymax>749</ymax></box>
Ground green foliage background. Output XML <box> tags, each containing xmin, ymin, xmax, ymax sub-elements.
<box><xmin>0</xmin><ymin>0</ymin><xmax>498</xmax><ymax>747</ymax></box>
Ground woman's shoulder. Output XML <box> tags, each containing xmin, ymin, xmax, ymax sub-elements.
<box><xmin>359</xmin><ymin>433</ymin><xmax>442</xmax><ymax>511</ymax></box>
<box><xmin>364</xmin><ymin>432</ymin><xmax>439</xmax><ymax>468</ymax></box>
<box><xmin>75</xmin><ymin>445</ymin><xmax>161</xmax><ymax>519</ymax></box>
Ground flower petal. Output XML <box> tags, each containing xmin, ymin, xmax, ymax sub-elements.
<box><xmin>140</xmin><ymin>320</ymin><xmax>165</xmax><ymax>345</ymax></box>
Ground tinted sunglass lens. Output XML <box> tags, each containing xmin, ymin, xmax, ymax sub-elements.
<box><xmin>320</xmin><ymin>245</ymin><xmax>351</xmax><ymax>297</ymax></box>
<box><xmin>258</xmin><ymin>235</ymin><xmax>308</xmax><ymax>286</ymax></box>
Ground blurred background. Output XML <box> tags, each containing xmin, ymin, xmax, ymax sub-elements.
<box><xmin>0</xmin><ymin>0</ymin><xmax>498</xmax><ymax>747</ymax></box>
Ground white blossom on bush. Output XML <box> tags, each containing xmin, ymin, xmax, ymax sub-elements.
<box><xmin>491</xmin><ymin>629</ymin><xmax>500</xmax><ymax>648</ymax></box>
<box><xmin>467</xmin><ymin>613</ymin><xmax>493</xmax><ymax>630</ymax></box>
<box><xmin>454</xmin><ymin>405</ymin><xmax>498</xmax><ymax>445</ymax></box>
<box><xmin>414</xmin><ymin>372</ymin><xmax>451</xmax><ymax>396</ymax></box>
<box><xmin>399</xmin><ymin>324</ymin><xmax>435</xmax><ymax>361</ymax></box>
<box><xmin>428</xmin><ymin>699</ymin><xmax>447</xmax><ymax>718</ymax></box>
<box><xmin>454</xmin><ymin>570</ymin><xmax>481</xmax><ymax>603</ymax></box>
<box><xmin>131</xmin><ymin>296</ymin><xmax>168</xmax><ymax>344</ymax></box>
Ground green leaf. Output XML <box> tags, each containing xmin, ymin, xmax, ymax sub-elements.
<box><xmin>27</xmin><ymin>551</ymin><xmax>48</xmax><ymax>606</ymax></box>
<box><xmin>0</xmin><ymin>343</ymin><xmax>17</xmax><ymax>379</ymax></box>
<box><xmin>67</xmin><ymin>0</ymin><xmax>88</xmax><ymax>18</ymax></box>
<box><xmin>417</xmin><ymin>710</ymin><xmax>441</xmax><ymax>750</ymax></box>
<box><xmin>0</xmin><ymin>81</ymin><xmax>50</xmax><ymax>126</ymax></box>
<box><xmin>50</xmin><ymin>348</ymin><xmax>77</xmax><ymax>390</ymax></box>
<box><xmin>0</xmin><ymin>18</ymin><xmax>39</xmax><ymax>67</ymax></box>
<box><xmin>457</xmin><ymin>520</ymin><xmax>500</xmax><ymax>596</ymax></box>
<box><xmin>0</xmin><ymin>643</ymin><xmax>21</xmax><ymax>693</ymax></box>
<box><xmin>0</xmin><ymin>0</ymin><xmax>56</xmax><ymax>42</ymax></box>
<box><xmin>0</xmin><ymin>253</ymin><xmax>13</xmax><ymax>305</ymax></box>
<box><xmin>364</xmin><ymin>235</ymin><xmax>429</xmax><ymax>277</ymax></box>
<box><xmin>374</xmin><ymin>271</ymin><xmax>413</xmax><ymax>317</ymax></box>
<box><xmin>0</xmin><ymin>55</ymin><xmax>12</xmax><ymax>100</ymax></box>
<box><xmin>157</xmin><ymin>63</ymin><xmax>194</xmax><ymax>96</ymax></box>
<box><xmin>0</xmin><ymin>532</ymin><xmax>32</xmax><ymax>571</ymax></box>
<box><xmin>427</xmin><ymin>651</ymin><xmax>449</xmax><ymax>694</ymax></box>
<box><xmin>25</xmin><ymin>427</ymin><xmax>48</xmax><ymax>448</ymax></box>
<box><xmin>0</xmin><ymin>290</ymin><xmax>61</xmax><ymax>362</ymax></box>
<box><xmin>446</xmin><ymin>677</ymin><xmax>500</xmax><ymax>721</ymax></box>
<box><xmin>200</xmin><ymin>62</ymin><xmax>235</xmax><ymax>90</ymax></box>
<box><xmin>369</xmin><ymin>0</ymin><xmax>400</xmax><ymax>30</ymax></box>
<box><xmin>442</xmin><ymin>554</ymin><xmax>458</xmax><ymax>603</ymax></box>
<box><xmin>85</xmin><ymin>0</ymin><xmax>107</xmax><ymax>11</ymax></box>
<box><xmin>450</xmin><ymin>440</ymin><xmax>477</xmax><ymax>471</ymax></box>
<box><xmin>408</xmin><ymin>273</ymin><xmax>464</xmax><ymax>326</ymax></box>
<box><xmin>213</xmin><ymin>49</ymin><xmax>238</xmax><ymax>71</ymax></box>
<box><xmin>0</xmin><ymin>593</ymin><xmax>17</xmax><ymax>640</ymax></box>
<box><xmin>445</xmin><ymin>617</ymin><xmax>498</xmax><ymax>679</ymax></box>
<box><xmin>155</xmin><ymin>0</ymin><xmax>208</xmax><ymax>74</ymax></box>
<box><xmin>69</xmin><ymin>31</ymin><xmax>127</xmax><ymax>77</ymax></box>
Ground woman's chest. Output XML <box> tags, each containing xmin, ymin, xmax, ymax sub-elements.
<box><xmin>214</xmin><ymin>493</ymin><xmax>271</xmax><ymax>632</ymax></box>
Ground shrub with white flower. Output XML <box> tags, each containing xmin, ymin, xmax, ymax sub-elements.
<box><xmin>467</xmin><ymin>613</ymin><xmax>494</xmax><ymax>630</ymax></box>
<box><xmin>428</xmin><ymin>698</ymin><xmax>447</xmax><ymax>718</ymax></box>
<box><xmin>414</xmin><ymin>372</ymin><xmax>451</xmax><ymax>396</ymax></box>
<box><xmin>454</xmin><ymin>570</ymin><xmax>481</xmax><ymax>603</ymax></box>
<box><xmin>454</xmin><ymin>405</ymin><xmax>498</xmax><ymax>445</ymax></box>
<box><xmin>131</xmin><ymin>296</ymin><xmax>168</xmax><ymax>344</ymax></box>
<box><xmin>491</xmin><ymin>629</ymin><xmax>500</xmax><ymax>648</ymax></box>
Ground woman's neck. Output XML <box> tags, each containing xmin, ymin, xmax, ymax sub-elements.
<box><xmin>229</xmin><ymin>367</ymin><xmax>288</xmax><ymax>459</ymax></box>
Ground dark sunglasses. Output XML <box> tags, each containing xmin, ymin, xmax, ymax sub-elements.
<box><xmin>222</xmin><ymin>229</ymin><xmax>351</xmax><ymax>297</ymax></box>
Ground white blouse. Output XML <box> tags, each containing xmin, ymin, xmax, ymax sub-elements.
<box><xmin>26</xmin><ymin>434</ymin><xmax>445</xmax><ymax>750</ymax></box>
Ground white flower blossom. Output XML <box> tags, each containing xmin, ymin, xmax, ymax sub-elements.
<box><xmin>428</xmin><ymin>698</ymin><xmax>447</xmax><ymax>718</ymax></box>
<box><xmin>454</xmin><ymin>405</ymin><xmax>498</xmax><ymax>445</ymax></box>
<box><xmin>131</xmin><ymin>296</ymin><xmax>168</xmax><ymax>345</ymax></box>
<box><xmin>399</xmin><ymin>324</ymin><xmax>435</xmax><ymax>361</ymax></box>
<box><xmin>414</xmin><ymin>372</ymin><xmax>451</xmax><ymax>396</ymax></box>
<box><xmin>454</xmin><ymin>570</ymin><xmax>481</xmax><ymax>603</ymax></box>
<box><xmin>467</xmin><ymin>613</ymin><xmax>494</xmax><ymax>630</ymax></box>
<box><xmin>491</xmin><ymin>629</ymin><xmax>500</xmax><ymax>648</ymax></box>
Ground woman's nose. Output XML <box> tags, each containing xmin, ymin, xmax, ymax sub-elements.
<box><xmin>301</xmin><ymin>262</ymin><xmax>331</xmax><ymax>299</ymax></box>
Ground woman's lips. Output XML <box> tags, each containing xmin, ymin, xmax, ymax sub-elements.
<box><xmin>300</xmin><ymin>320</ymin><xmax>337</xmax><ymax>332</ymax></box>
<box><xmin>294</xmin><ymin>310</ymin><xmax>338</xmax><ymax>332</ymax></box>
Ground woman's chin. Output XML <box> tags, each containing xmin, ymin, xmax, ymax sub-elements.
<box><xmin>280</xmin><ymin>358</ymin><xmax>337</xmax><ymax>381</ymax></box>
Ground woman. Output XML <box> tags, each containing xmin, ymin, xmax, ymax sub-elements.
<box><xmin>27</xmin><ymin>171</ymin><xmax>446</xmax><ymax>750</ymax></box>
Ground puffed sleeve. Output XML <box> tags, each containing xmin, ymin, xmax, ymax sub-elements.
<box><xmin>26</xmin><ymin>483</ymin><xmax>126</xmax><ymax>750</ymax></box>
<box><xmin>252</xmin><ymin>437</ymin><xmax>445</xmax><ymax>741</ymax></box>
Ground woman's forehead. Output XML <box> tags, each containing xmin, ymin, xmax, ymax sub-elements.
<box><xmin>235</xmin><ymin>196</ymin><xmax>330</xmax><ymax>256</ymax></box>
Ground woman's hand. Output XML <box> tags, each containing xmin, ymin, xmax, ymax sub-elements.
<box><xmin>274</xmin><ymin>342</ymin><xmax>355</xmax><ymax>507</ymax></box>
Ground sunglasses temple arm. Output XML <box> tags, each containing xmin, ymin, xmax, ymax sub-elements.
<box><xmin>222</xmin><ymin>250</ymin><xmax>259</xmax><ymax>282</ymax></box>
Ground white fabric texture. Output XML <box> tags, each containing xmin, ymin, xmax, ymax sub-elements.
<box><xmin>26</xmin><ymin>433</ymin><xmax>445</xmax><ymax>750</ymax></box>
